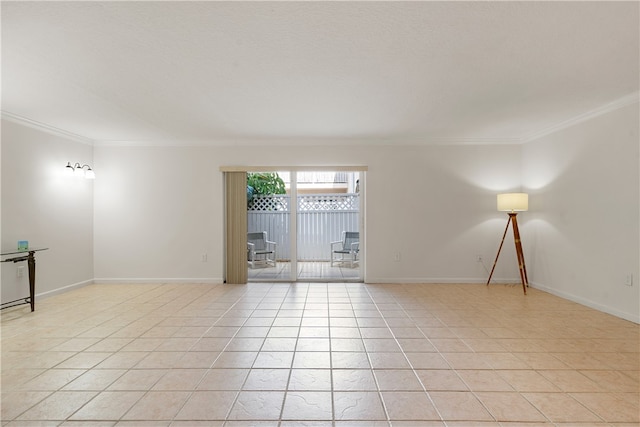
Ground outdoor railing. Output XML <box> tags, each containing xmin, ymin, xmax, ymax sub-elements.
<box><xmin>248</xmin><ymin>193</ymin><xmax>359</xmax><ymax>261</ymax></box>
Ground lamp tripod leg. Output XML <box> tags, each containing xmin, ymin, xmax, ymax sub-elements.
<box><xmin>511</xmin><ymin>214</ymin><xmax>528</xmax><ymax>294</ymax></box>
<box><xmin>487</xmin><ymin>215</ymin><xmax>512</xmax><ymax>286</ymax></box>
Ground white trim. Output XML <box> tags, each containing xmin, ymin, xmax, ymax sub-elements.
<box><xmin>1</xmin><ymin>111</ymin><xmax>95</xmax><ymax>145</ymax></box>
<box><xmin>93</xmin><ymin>278</ymin><xmax>224</xmax><ymax>284</ymax></box>
<box><xmin>35</xmin><ymin>279</ymin><xmax>94</xmax><ymax>300</ymax></box>
<box><xmin>529</xmin><ymin>281</ymin><xmax>639</xmax><ymax>324</ymax></box>
<box><xmin>523</xmin><ymin>91</ymin><xmax>640</xmax><ymax>143</ymax></box>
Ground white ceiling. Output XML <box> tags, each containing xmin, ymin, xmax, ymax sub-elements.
<box><xmin>2</xmin><ymin>1</ymin><xmax>638</xmax><ymax>146</ymax></box>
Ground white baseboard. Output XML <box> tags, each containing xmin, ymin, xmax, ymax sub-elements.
<box><xmin>36</xmin><ymin>279</ymin><xmax>94</xmax><ymax>300</ymax></box>
<box><xmin>529</xmin><ymin>281</ymin><xmax>640</xmax><ymax>324</ymax></box>
<box><xmin>364</xmin><ymin>277</ymin><xmax>519</xmax><ymax>284</ymax></box>
<box><xmin>93</xmin><ymin>278</ymin><xmax>224</xmax><ymax>285</ymax></box>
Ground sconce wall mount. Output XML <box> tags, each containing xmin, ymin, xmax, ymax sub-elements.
<box><xmin>65</xmin><ymin>162</ymin><xmax>95</xmax><ymax>179</ymax></box>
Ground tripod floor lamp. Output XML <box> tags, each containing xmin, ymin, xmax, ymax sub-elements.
<box><xmin>487</xmin><ymin>193</ymin><xmax>529</xmax><ymax>294</ymax></box>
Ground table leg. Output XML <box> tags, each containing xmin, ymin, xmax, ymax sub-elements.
<box><xmin>27</xmin><ymin>251</ymin><xmax>36</xmax><ymax>311</ymax></box>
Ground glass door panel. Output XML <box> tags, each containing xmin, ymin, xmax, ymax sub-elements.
<box><xmin>296</xmin><ymin>171</ymin><xmax>362</xmax><ymax>281</ymax></box>
<box><xmin>247</xmin><ymin>171</ymin><xmax>291</xmax><ymax>281</ymax></box>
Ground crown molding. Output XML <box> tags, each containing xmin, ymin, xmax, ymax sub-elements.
<box><xmin>522</xmin><ymin>91</ymin><xmax>640</xmax><ymax>143</ymax></box>
<box><xmin>1</xmin><ymin>111</ymin><xmax>95</xmax><ymax>145</ymax></box>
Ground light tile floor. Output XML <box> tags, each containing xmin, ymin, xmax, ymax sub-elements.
<box><xmin>1</xmin><ymin>282</ymin><xmax>638</xmax><ymax>426</ymax></box>
<box><xmin>249</xmin><ymin>262</ymin><xmax>360</xmax><ymax>281</ymax></box>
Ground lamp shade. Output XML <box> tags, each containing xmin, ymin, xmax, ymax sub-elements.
<box><xmin>497</xmin><ymin>193</ymin><xmax>528</xmax><ymax>212</ymax></box>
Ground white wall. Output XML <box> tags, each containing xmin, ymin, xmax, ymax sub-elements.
<box><xmin>93</xmin><ymin>143</ymin><xmax>523</xmax><ymax>284</ymax></box>
<box><xmin>93</xmin><ymin>146</ymin><xmax>221</xmax><ymax>282</ymax></box>
<box><xmin>522</xmin><ymin>102</ymin><xmax>640</xmax><ymax>323</ymax></box>
<box><xmin>1</xmin><ymin>120</ymin><xmax>94</xmax><ymax>302</ymax></box>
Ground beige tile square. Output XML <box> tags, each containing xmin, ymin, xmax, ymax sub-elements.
<box><xmin>431</xmin><ymin>339</ymin><xmax>472</xmax><ymax>353</ymax></box>
<box><xmin>363</xmin><ymin>339</ymin><xmax>402</xmax><ymax>352</ymax></box>
<box><xmin>368</xmin><ymin>353</ymin><xmax>411</xmax><ymax>369</ymax></box>
<box><xmin>95</xmin><ymin>352</ymin><xmax>148</xmax><ymax>369</ymax></box>
<box><xmin>538</xmin><ymin>370</ymin><xmax>601</xmax><ymax>392</ymax></box>
<box><xmin>477</xmin><ymin>352</ymin><xmax>530</xmax><ymax>369</ymax></box>
<box><xmin>441</xmin><ymin>353</ymin><xmax>492</xmax><ymax>370</ymax></box>
<box><xmin>405</xmin><ymin>352</ymin><xmax>450</xmax><ymax>369</ymax></box>
<box><xmin>288</xmin><ymin>369</ymin><xmax>331</xmax><ymax>391</ymax></box>
<box><xmin>119</xmin><ymin>338</ymin><xmax>164</xmax><ymax>352</ymax></box>
<box><xmin>475</xmin><ymin>391</ymin><xmax>546</xmax><ymax>422</ymax></box>
<box><xmin>297</xmin><ymin>338</ymin><xmax>330</xmax><ymax>352</ymax></box>
<box><xmin>281</xmin><ymin>391</ymin><xmax>332</xmax><ymax>420</ymax></box>
<box><xmin>333</xmin><ymin>391</ymin><xmax>386</xmax><ymax>420</ymax></box>
<box><xmin>570</xmin><ymin>392</ymin><xmax>640</xmax><ymax>423</ymax></box>
<box><xmin>381</xmin><ymin>391</ymin><xmax>440</xmax><ymax>420</ymax></box>
<box><xmin>56</xmin><ymin>353</ymin><xmax>112</xmax><ymax>369</ymax></box>
<box><xmin>176</xmin><ymin>351</ymin><xmax>220</xmax><ymax>368</ymax></box>
<box><xmin>51</xmin><ymin>338</ymin><xmax>102</xmax><ymax>352</ymax></box>
<box><xmin>228</xmin><ymin>391</ymin><xmax>285</xmax><ymax>420</ymax></box>
<box><xmin>84</xmin><ymin>338</ymin><xmax>133</xmax><ymax>353</ymax></box>
<box><xmin>390</xmin><ymin>327</ymin><xmax>425</xmax><ymax>338</ymax></box>
<box><xmin>135</xmin><ymin>351</ymin><xmax>185</xmax><ymax>368</ymax></box>
<box><xmin>18</xmin><ymin>391</ymin><xmax>97</xmax><ymax>420</ymax></box>
<box><xmin>211</xmin><ymin>351</ymin><xmax>257</xmax><ymax>368</ymax></box>
<box><xmin>333</xmin><ymin>369</ymin><xmax>377</xmax><ymax>391</ymax></box>
<box><xmin>331</xmin><ymin>327</ymin><xmax>361</xmax><ymax>338</ymax></box>
<box><xmin>175</xmin><ymin>391</ymin><xmax>237</xmax><ymax>420</ymax></box>
<box><xmin>121</xmin><ymin>391</ymin><xmax>190</xmax><ymax>420</ymax></box>
<box><xmin>416</xmin><ymin>370</ymin><xmax>468</xmax><ymax>391</ymax></box>
<box><xmin>1</xmin><ymin>391</ymin><xmax>51</xmax><ymax>420</ymax></box>
<box><xmin>63</xmin><ymin>370</ymin><xmax>126</xmax><ymax>391</ymax></box>
<box><xmin>299</xmin><ymin>327</ymin><xmax>330</xmax><ymax>338</ymax></box>
<box><xmin>496</xmin><ymin>370</ymin><xmax>560</xmax><ymax>392</ymax></box>
<box><xmin>154</xmin><ymin>338</ymin><xmax>198</xmax><ymax>351</ymax></box>
<box><xmin>331</xmin><ymin>339</ymin><xmax>365</xmax><ymax>352</ymax></box>
<box><xmin>197</xmin><ymin>368</ymin><xmax>249</xmax><ymax>390</ymax></box>
<box><xmin>253</xmin><ymin>351</ymin><xmax>294</xmax><ymax>368</ymax></box>
<box><xmin>12</xmin><ymin>351</ymin><xmax>76</xmax><ymax>370</ymax></box>
<box><xmin>579</xmin><ymin>370</ymin><xmax>640</xmax><ymax>392</ymax></box>
<box><xmin>20</xmin><ymin>369</ymin><xmax>86</xmax><ymax>391</ymax></box>
<box><xmin>69</xmin><ymin>391</ymin><xmax>144</xmax><ymax>421</ymax></box>
<box><xmin>523</xmin><ymin>392</ymin><xmax>601</xmax><ymax>422</ymax></box>
<box><xmin>243</xmin><ymin>368</ymin><xmax>290</xmax><ymax>390</ymax></box>
<box><xmin>190</xmin><ymin>337</ymin><xmax>232</xmax><ymax>352</ymax></box>
<box><xmin>331</xmin><ymin>352</ymin><xmax>371</xmax><ymax>369</ymax></box>
<box><xmin>429</xmin><ymin>391</ymin><xmax>493</xmax><ymax>421</ymax></box>
<box><xmin>152</xmin><ymin>369</ymin><xmax>206</xmax><ymax>390</ymax></box>
<box><xmin>512</xmin><ymin>352</ymin><xmax>568</xmax><ymax>369</ymax></box>
<box><xmin>107</xmin><ymin>369</ymin><xmax>167</xmax><ymax>391</ymax></box>
<box><xmin>374</xmin><ymin>369</ymin><xmax>423</xmax><ymax>391</ymax></box>
<box><xmin>456</xmin><ymin>370</ymin><xmax>514</xmax><ymax>391</ymax></box>
<box><xmin>261</xmin><ymin>338</ymin><xmax>297</xmax><ymax>351</ymax></box>
<box><xmin>397</xmin><ymin>338</ymin><xmax>437</xmax><ymax>352</ymax></box>
<box><xmin>293</xmin><ymin>352</ymin><xmax>331</xmax><ymax>369</ymax></box>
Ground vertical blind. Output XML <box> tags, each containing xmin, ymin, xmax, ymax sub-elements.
<box><xmin>225</xmin><ymin>172</ymin><xmax>248</xmax><ymax>284</ymax></box>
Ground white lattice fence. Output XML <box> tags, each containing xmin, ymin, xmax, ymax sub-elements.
<box><xmin>247</xmin><ymin>194</ymin><xmax>359</xmax><ymax>261</ymax></box>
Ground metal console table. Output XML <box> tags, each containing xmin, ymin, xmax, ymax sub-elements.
<box><xmin>1</xmin><ymin>247</ymin><xmax>48</xmax><ymax>312</ymax></box>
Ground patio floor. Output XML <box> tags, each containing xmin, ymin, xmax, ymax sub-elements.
<box><xmin>248</xmin><ymin>261</ymin><xmax>361</xmax><ymax>282</ymax></box>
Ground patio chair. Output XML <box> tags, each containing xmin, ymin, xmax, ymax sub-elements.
<box><xmin>247</xmin><ymin>231</ymin><xmax>277</xmax><ymax>268</ymax></box>
<box><xmin>330</xmin><ymin>231</ymin><xmax>359</xmax><ymax>268</ymax></box>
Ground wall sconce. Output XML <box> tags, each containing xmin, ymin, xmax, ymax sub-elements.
<box><xmin>65</xmin><ymin>162</ymin><xmax>95</xmax><ymax>179</ymax></box>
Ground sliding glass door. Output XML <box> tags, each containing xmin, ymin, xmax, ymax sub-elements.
<box><xmin>242</xmin><ymin>168</ymin><xmax>364</xmax><ymax>283</ymax></box>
